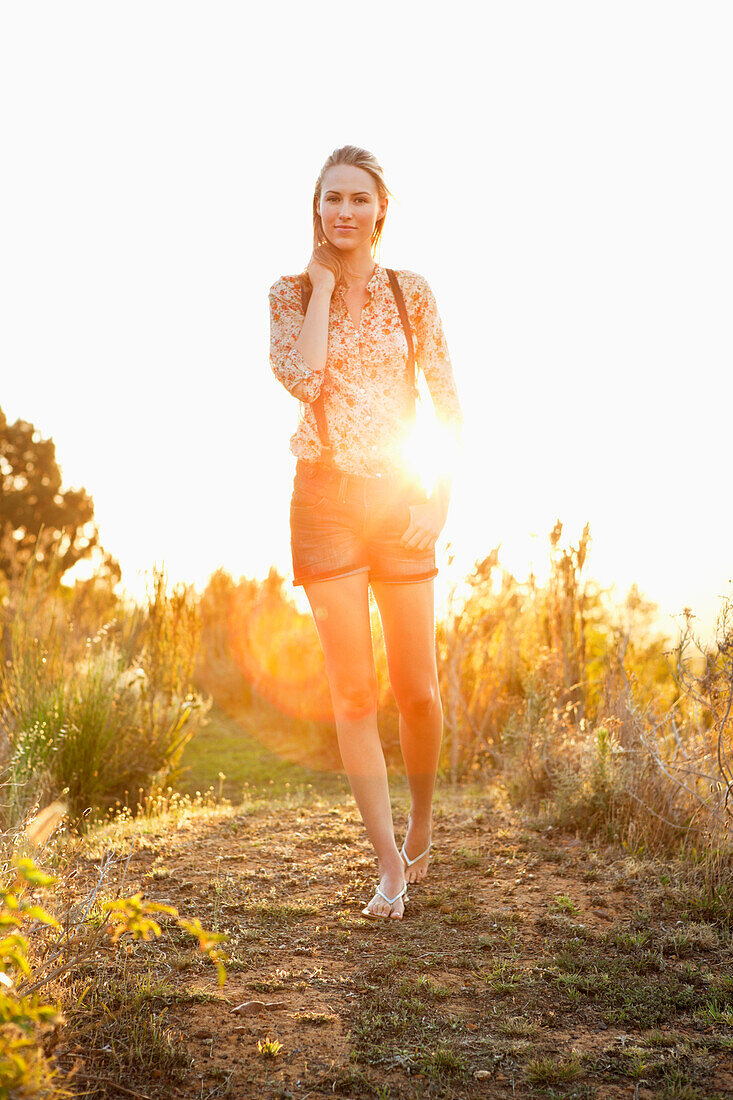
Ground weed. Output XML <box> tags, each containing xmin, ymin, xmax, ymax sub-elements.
<box><xmin>537</xmin><ymin>912</ymin><xmax>591</xmax><ymax>938</ymax></box>
<box><xmin>480</xmin><ymin>960</ymin><xmax>523</xmax><ymax>993</ymax></box>
<box><xmin>610</xmin><ymin>928</ymin><xmax>651</xmax><ymax>951</ymax></box>
<box><xmin>294</xmin><ymin>1011</ymin><xmax>337</xmax><ymax>1026</ymax></box>
<box><xmin>550</xmin><ymin>893</ymin><xmax>580</xmax><ymax>913</ymax></box>
<box><xmin>485</xmin><ymin>908</ymin><xmax>524</xmax><ymax>927</ymax></box>
<box><xmin>257</xmin><ymin>1035</ymin><xmax>283</xmax><ymax>1058</ymax></box>
<box><xmin>414</xmin><ymin>976</ymin><xmax>451</xmax><ymax>1000</ymax></box>
<box><xmin>693</xmin><ymin>1001</ymin><xmax>733</xmax><ymax>1027</ymax></box>
<box><xmin>421</xmin><ymin>1044</ymin><xmax>466</xmax><ymax>1078</ymax></box>
<box><xmin>659</xmin><ymin>922</ymin><xmax>719</xmax><ymax>956</ymax></box>
<box><xmin>453</xmin><ymin>846</ymin><xmax>482</xmax><ymax>867</ymax></box>
<box><xmin>496</xmin><ymin>1015</ymin><xmax>540</xmax><ymax>1037</ymax></box>
<box><xmin>524</xmin><ymin>1051</ymin><xmax>584</xmax><ymax>1084</ymax></box>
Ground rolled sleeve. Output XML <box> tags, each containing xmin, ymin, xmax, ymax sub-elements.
<box><xmin>269</xmin><ymin>278</ymin><xmax>324</xmax><ymax>402</ymax></box>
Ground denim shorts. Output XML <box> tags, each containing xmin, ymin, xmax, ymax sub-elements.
<box><xmin>290</xmin><ymin>459</ymin><xmax>439</xmax><ymax>587</ymax></box>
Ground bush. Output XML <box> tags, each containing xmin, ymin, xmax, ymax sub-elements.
<box><xmin>0</xmin><ymin>566</ymin><xmax>209</xmax><ymax>829</ymax></box>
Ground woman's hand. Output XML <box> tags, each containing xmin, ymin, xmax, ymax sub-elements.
<box><xmin>400</xmin><ymin>494</ymin><xmax>449</xmax><ymax>551</ymax></box>
<box><xmin>307</xmin><ymin>248</ymin><xmax>337</xmax><ymax>295</ymax></box>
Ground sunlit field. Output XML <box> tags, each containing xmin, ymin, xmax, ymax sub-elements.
<box><xmin>3</xmin><ymin>398</ymin><xmax>733</xmax><ymax>1096</ymax></box>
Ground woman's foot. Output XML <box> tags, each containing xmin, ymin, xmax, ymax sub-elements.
<box><xmin>401</xmin><ymin>814</ymin><xmax>432</xmax><ymax>883</ymax></box>
<box><xmin>361</xmin><ymin>862</ymin><xmax>407</xmax><ymax>920</ymax></box>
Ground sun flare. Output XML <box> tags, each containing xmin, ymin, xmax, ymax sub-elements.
<box><xmin>399</xmin><ymin>406</ymin><xmax>461</xmax><ymax>497</ymax></box>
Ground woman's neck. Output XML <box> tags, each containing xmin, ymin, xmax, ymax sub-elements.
<box><xmin>342</xmin><ymin>248</ymin><xmax>377</xmax><ymax>288</ymax></box>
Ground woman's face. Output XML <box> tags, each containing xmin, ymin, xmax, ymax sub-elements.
<box><xmin>318</xmin><ymin>164</ymin><xmax>387</xmax><ymax>253</ymax></box>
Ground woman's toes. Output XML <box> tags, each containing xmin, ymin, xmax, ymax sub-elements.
<box><xmin>402</xmin><ymin>849</ymin><xmax>431</xmax><ymax>884</ymax></box>
<box><xmin>363</xmin><ymin>890</ymin><xmax>392</xmax><ymax>918</ymax></box>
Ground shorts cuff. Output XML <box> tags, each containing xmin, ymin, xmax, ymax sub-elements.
<box><xmin>293</xmin><ymin>565</ymin><xmax>370</xmax><ymax>587</ymax></box>
<box><xmin>368</xmin><ymin>568</ymin><xmax>439</xmax><ymax>585</ymax></box>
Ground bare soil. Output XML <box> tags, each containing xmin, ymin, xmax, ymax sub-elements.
<box><xmin>50</xmin><ymin>785</ymin><xmax>733</xmax><ymax>1099</ymax></box>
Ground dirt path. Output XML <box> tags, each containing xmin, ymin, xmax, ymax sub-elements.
<box><xmin>52</xmin><ymin>786</ymin><xmax>733</xmax><ymax>1099</ymax></box>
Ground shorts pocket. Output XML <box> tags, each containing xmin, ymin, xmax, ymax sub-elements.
<box><xmin>291</xmin><ymin>485</ymin><xmax>327</xmax><ymax>510</ymax></box>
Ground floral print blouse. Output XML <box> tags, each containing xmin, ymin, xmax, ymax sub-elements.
<box><xmin>268</xmin><ymin>263</ymin><xmax>463</xmax><ymax>478</ymax></box>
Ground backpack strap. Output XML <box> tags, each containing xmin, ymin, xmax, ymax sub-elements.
<box><xmin>385</xmin><ymin>268</ymin><xmax>418</xmax><ymax>410</ymax></box>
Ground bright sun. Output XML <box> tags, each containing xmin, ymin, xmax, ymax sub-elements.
<box><xmin>399</xmin><ymin>380</ymin><xmax>460</xmax><ymax>496</ymax></box>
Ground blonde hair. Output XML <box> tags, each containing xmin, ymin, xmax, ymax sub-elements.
<box><xmin>307</xmin><ymin>145</ymin><xmax>392</xmax><ymax>286</ymax></box>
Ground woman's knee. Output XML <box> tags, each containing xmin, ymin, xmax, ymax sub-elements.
<box><xmin>329</xmin><ymin>674</ymin><xmax>379</xmax><ymax>721</ymax></box>
<box><xmin>395</xmin><ymin>679</ymin><xmax>442</xmax><ymax>724</ymax></box>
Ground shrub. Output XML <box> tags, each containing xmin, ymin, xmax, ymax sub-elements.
<box><xmin>0</xmin><ymin>565</ymin><xmax>208</xmax><ymax>829</ymax></box>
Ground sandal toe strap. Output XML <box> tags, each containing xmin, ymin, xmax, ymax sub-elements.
<box><xmin>401</xmin><ymin>841</ymin><xmax>432</xmax><ymax>867</ymax></box>
<box><xmin>376</xmin><ymin>885</ymin><xmax>407</xmax><ymax>906</ymax></box>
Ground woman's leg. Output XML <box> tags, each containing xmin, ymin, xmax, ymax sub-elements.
<box><xmin>370</xmin><ymin>578</ymin><xmax>441</xmax><ymax>883</ymax></box>
<box><xmin>303</xmin><ymin>571</ymin><xmax>406</xmax><ymax>918</ymax></box>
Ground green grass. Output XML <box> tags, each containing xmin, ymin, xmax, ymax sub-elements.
<box><xmin>543</xmin><ymin>934</ymin><xmax>706</xmax><ymax>1027</ymax></box>
<box><xmin>177</xmin><ymin>704</ymin><xmax>350</xmax><ymax>800</ymax></box>
<box><xmin>64</xmin><ymin>970</ymin><xmax>195</xmax><ymax>1089</ymax></box>
<box><xmin>523</xmin><ymin>1051</ymin><xmax>584</xmax><ymax>1084</ymax></box>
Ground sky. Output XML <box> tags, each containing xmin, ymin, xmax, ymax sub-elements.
<box><xmin>1</xmin><ymin>1</ymin><xmax>731</xmax><ymax>646</ymax></box>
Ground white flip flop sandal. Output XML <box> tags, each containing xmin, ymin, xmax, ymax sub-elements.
<box><xmin>361</xmin><ymin>882</ymin><xmax>409</xmax><ymax>920</ymax></box>
<box><xmin>400</xmin><ymin>841</ymin><xmax>432</xmax><ymax>875</ymax></box>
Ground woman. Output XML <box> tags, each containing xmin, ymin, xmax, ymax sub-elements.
<box><xmin>268</xmin><ymin>145</ymin><xmax>462</xmax><ymax>920</ymax></box>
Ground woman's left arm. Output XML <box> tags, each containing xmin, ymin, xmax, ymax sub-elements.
<box><xmin>400</xmin><ymin>274</ymin><xmax>463</xmax><ymax>552</ymax></box>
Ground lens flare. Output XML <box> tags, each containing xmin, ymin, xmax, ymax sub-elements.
<box><xmin>227</xmin><ymin>584</ymin><xmax>333</xmax><ymax>723</ymax></box>
<box><xmin>400</xmin><ymin>413</ymin><xmax>460</xmax><ymax>496</ymax></box>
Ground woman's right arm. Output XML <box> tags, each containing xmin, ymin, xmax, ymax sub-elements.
<box><xmin>269</xmin><ymin>270</ymin><xmax>334</xmax><ymax>403</ymax></box>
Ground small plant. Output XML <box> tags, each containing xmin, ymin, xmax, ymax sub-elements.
<box><xmin>496</xmin><ymin>1015</ymin><xmax>540</xmax><ymax>1038</ymax></box>
<box><xmin>481</xmin><ymin>960</ymin><xmax>522</xmax><ymax>993</ymax></box>
<box><xmin>423</xmin><ymin>1044</ymin><xmax>465</xmax><ymax>1077</ymax></box>
<box><xmin>0</xmin><ymin>853</ymin><xmax>65</xmax><ymax>1096</ymax></box>
<box><xmin>414</xmin><ymin>976</ymin><xmax>451</xmax><ymax>1000</ymax></box>
<box><xmin>103</xmin><ymin>896</ymin><xmax>229</xmax><ymax>987</ymax></box>
<box><xmin>293</xmin><ymin>1011</ymin><xmax>336</xmax><ymax>1026</ymax></box>
<box><xmin>524</xmin><ymin>1052</ymin><xmax>584</xmax><ymax>1084</ymax></box>
<box><xmin>612</xmin><ymin>928</ymin><xmax>651</xmax><ymax>951</ymax></box>
<box><xmin>693</xmin><ymin>1000</ymin><xmax>733</xmax><ymax>1027</ymax></box>
<box><xmin>628</xmin><ymin>1051</ymin><xmax>652</xmax><ymax>1079</ymax></box>
<box><xmin>453</xmin><ymin>846</ymin><xmax>482</xmax><ymax>867</ymax></box>
<box><xmin>257</xmin><ymin>1035</ymin><xmax>283</xmax><ymax>1058</ymax></box>
<box><xmin>499</xmin><ymin>925</ymin><xmax>521</xmax><ymax>955</ymax></box>
<box><xmin>550</xmin><ymin>893</ymin><xmax>580</xmax><ymax>914</ymax></box>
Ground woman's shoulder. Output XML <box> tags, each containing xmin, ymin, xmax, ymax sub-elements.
<box><xmin>386</xmin><ymin>268</ymin><xmax>434</xmax><ymax>310</ymax></box>
<box><xmin>268</xmin><ymin>273</ymin><xmax>305</xmax><ymax>302</ymax></box>
<box><xmin>387</xmin><ymin>267</ymin><xmax>427</xmax><ymax>287</ymax></box>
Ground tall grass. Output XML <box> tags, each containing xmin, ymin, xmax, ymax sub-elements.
<box><xmin>0</xmin><ymin>562</ymin><xmax>209</xmax><ymax>830</ymax></box>
<box><xmin>3</xmin><ymin>517</ymin><xmax>731</xmax><ymax>869</ymax></box>
<box><xmin>191</xmin><ymin>521</ymin><xmax>732</xmax><ymax>865</ymax></box>
<box><xmin>439</xmin><ymin>522</ymin><xmax>733</xmax><ymax>863</ymax></box>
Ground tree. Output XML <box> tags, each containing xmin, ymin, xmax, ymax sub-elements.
<box><xmin>0</xmin><ymin>406</ymin><xmax>118</xmax><ymax>584</ymax></box>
